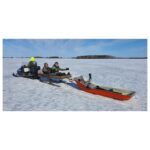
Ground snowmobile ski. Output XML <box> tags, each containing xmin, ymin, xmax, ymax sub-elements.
<box><xmin>12</xmin><ymin>73</ymin><xmax>19</xmax><ymax>77</ymax></box>
<box><xmin>40</xmin><ymin>81</ymin><xmax>61</xmax><ymax>87</ymax></box>
<box><xmin>12</xmin><ymin>73</ymin><xmax>38</xmax><ymax>79</ymax></box>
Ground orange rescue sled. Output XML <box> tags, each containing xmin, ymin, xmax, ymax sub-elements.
<box><xmin>74</xmin><ymin>76</ymin><xmax>135</xmax><ymax>101</ymax></box>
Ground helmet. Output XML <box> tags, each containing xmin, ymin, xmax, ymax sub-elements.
<box><xmin>54</xmin><ymin>62</ymin><xmax>59</xmax><ymax>66</ymax></box>
<box><xmin>30</xmin><ymin>57</ymin><xmax>36</xmax><ymax>62</ymax></box>
<box><xmin>54</xmin><ymin>62</ymin><xmax>58</xmax><ymax>64</ymax></box>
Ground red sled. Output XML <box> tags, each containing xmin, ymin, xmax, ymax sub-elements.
<box><xmin>74</xmin><ymin>76</ymin><xmax>135</xmax><ymax>101</ymax></box>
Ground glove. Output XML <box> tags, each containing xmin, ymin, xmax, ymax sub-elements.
<box><xmin>66</xmin><ymin>68</ymin><xmax>69</xmax><ymax>70</ymax></box>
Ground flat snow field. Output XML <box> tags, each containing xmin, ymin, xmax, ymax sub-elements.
<box><xmin>3</xmin><ymin>58</ymin><xmax>147</xmax><ymax>111</ymax></box>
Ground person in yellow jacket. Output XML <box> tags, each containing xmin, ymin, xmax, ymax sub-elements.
<box><xmin>28</xmin><ymin>57</ymin><xmax>37</xmax><ymax>68</ymax></box>
<box><xmin>27</xmin><ymin>57</ymin><xmax>40</xmax><ymax>77</ymax></box>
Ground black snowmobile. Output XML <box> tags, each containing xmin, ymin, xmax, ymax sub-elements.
<box><xmin>12</xmin><ymin>65</ymin><xmax>41</xmax><ymax>79</ymax></box>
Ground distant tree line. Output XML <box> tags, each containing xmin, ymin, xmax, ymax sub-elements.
<box><xmin>76</xmin><ymin>55</ymin><xmax>147</xmax><ymax>59</ymax></box>
<box><xmin>76</xmin><ymin>55</ymin><xmax>116</xmax><ymax>59</ymax></box>
<box><xmin>3</xmin><ymin>55</ymin><xmax>147</xmax><ymax>59</ymax></box>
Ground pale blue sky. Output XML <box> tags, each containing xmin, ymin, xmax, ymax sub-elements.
<box><xmin>3</xmin><ymin>39</ymin><xmax>147</xmax><ymax>57</ymax></box>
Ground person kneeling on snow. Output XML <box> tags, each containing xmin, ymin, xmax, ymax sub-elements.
<box><xmin>51</xmin><ymin>62</ymin><xmax>69</xmax><ymax>75</ymax></box>
<box><xmin>42</xmin><ymin>63</ymin><xmax>51</xmax><ymax>74</ymax></box>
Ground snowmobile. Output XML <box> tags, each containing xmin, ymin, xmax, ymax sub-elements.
<box><xmin>12</xmin><ymin>65</ymin><xmax>41</xmax><ymax>79</ymax></box>
<box><xmin>13</xmin><ymin>65</ymin><xmax>72</xmax><ymax>87</ymax></box>
<box><xmin>73</xmin><ymin>74</ymin><xmax>135</xmax><ymax>100</ymax></box>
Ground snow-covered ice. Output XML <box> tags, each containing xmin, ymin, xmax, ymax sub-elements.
<box><xmin>3</xmin><ymin>58</ymin><xmax>147</xmax><ymax>111</ymax></box>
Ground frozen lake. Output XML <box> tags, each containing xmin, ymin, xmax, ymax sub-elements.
<box><xmin>3</xmin><ymin>58</ymin><xmax>147</xmax><ymax>111</ymax></box>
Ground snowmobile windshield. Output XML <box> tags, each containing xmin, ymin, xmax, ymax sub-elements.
<box><xmin>21</xmin><ymin>62</ymin><xmax>28</xmax><ymax>66</ymax></box>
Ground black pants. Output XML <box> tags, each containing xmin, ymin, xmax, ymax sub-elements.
<box><xmin>30</xmin><ymin>66</ymin><xmax>40</xmax><ymax>75</ymax></box>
